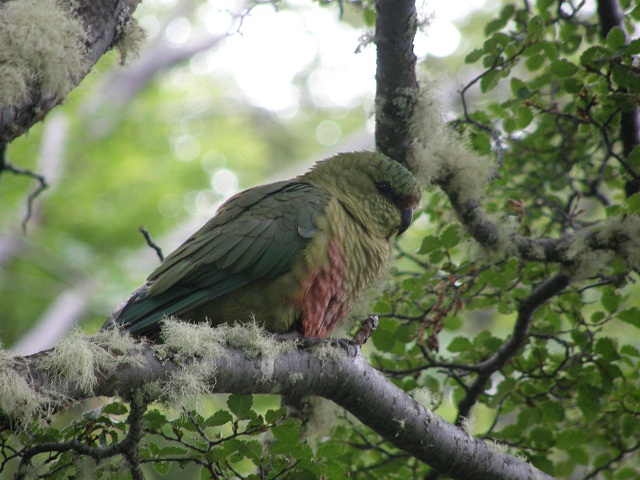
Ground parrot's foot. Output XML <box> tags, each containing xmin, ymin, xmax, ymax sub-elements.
<box><xmin>329</xmin><ymin>337</ymin><xmax>361</xmax><ymax>357</ymax></box>
<box><xmin>295</xmin><ymin>336</ymin><xmax>361</xmax><ymax>358</ymax></box>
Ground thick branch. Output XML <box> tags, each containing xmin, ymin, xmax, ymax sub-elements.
<box><xmin>438</xmin><ymin>172</ymin><xmax>638</xmax><ymax>265</ymax></box>
<box><xmin>0</xmin><ymin>0</ymin><xmax>142</xmax><ymax>143</ymax></box>
<box><xmin>374</xmin><ymin>0</ymin><xmax>418</xmax><ymax>165</ymax></box>
<box><xmin>8</xmin><ymin>338</ymin><xmax>552</xmax><ymax>480</ymax></box>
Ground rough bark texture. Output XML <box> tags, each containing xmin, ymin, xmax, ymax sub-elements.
<box><xmin>7</xmin><ymin>340</ymin><xmax>553</xmax><ymax>480</ymax></box>
<box><xmin>374</xmin><ymin>0</ymin><xmax>418</xmax><ymax>165</ymax></box>
<box><xmin>0</xmin><ymin>0</ymin><xmax>141</xmax><ymax>142</ymax></box>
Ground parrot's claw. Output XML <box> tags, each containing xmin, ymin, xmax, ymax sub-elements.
<box><xmin>329</xmin><ymin>337</ymin><xmax>361</xmax><ymax>357</ymax></box>
<box><xmin>296</xmin><ymin>336</ymin><xmax>361</xmax><ymax>358</ymax></box>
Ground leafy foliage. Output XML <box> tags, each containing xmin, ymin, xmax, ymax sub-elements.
<box><xmin>367</xmin><ymin>1</ymin><xmax>640</xmax><ymax>477</ymax></box>
<box><xmin>1</xmin><ymin>397</ymin><xmax>349</xmax><ymax>479</ymax></box>
<box><xmin>2</xmin><ymin>1</ymin><xmax>640</xmax><ymax>479</ymax></box>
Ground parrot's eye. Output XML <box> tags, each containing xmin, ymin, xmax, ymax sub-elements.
<box><xmin>375</xmin><ymin>181</ymin><xmax>392</xmax><ymax>197</ymax></box>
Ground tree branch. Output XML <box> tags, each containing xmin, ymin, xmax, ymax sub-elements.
<box><xmin>5</xmin><ymin>330</ymin><xmax>553</xmax><ymax>480</ymax></box>
<box><xmin>596</xmin><ymin>0</ymin><xmax>640</xmax><ymax>195</ymax></box>
<box><xmin>374</xmin><ymin>0</ymin><xmax>418</xmax><ymax>165</ymax></box>
<box><xmin>0</xmin><ymin>0</ymin><xmax>142</xmax><ymax>143</ymax></box>
<box><xmin>456</xmin><ymin>273</ymin><xmax>570</xmax><ymax>423</ymax></box>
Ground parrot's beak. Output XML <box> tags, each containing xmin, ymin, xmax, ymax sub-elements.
<box><xmin>397</xmin><ymin>208</ymin><xmax>414</xmax><ymax>236</ymax></box>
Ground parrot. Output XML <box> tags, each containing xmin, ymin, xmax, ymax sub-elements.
<box><xmin>104</xmin><ymin>151</ymin><xmax>421</xmax><ymax>340</ymax></box>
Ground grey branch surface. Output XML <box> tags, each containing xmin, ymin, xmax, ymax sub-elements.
<box><xmin>0</xmin><ymin>0</ymin><xmax>142</xmax><ymax>142</ymax></box>
<box><xmin>9</xmin><ymin>337</ymin><xmax>552</xmax><ymax>480</ymax></box>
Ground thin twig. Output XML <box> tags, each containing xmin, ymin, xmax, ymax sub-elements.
<box><xmin>0</xmin><ymin>143</ymin><xmax>49</xmax><ymax>232</ymax></box>
<box><xmin>138</xmin><ymin>226</ymin><xmax>164</xmax><ymax>262</ymax></box>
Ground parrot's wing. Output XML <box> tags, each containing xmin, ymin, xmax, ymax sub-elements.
<box><xmin>110</xmin><ymin>180</ymin><xmax>330</xmax><ymax>336</ymax></box>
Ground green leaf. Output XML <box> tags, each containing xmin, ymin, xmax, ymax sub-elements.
<box><xmin>612</xmin><ymin>64</ymin><xmax>640</xmax><ymax>90</ymax></box>
<box><xmin>527</xmin><ymin>15</ymin><xmax>545</xmax><ymax>40</ymax></box>
<box><xmin>158</xmin><ymin>446</ymin><xmax>189</xmax><ymax>456</ymax></box>
<box><xmin>205</xmin><ymin>409</ymin><xmax>233</xmax><ymax>427</ymax></box>
<box><xmin>621</xmin><ymin>344</ymin><xmax>640</xmax><ymax>357</ymax></box>
<box><xmin>577</xmin><ymin>385</ymin><xmax>602</xmax><ymax>417</ymax></box>
<box><xmin>556</xmin><ymin>428</ymin><xmax>585</xmax><ymax>449</ymax></box>
<box><xmin>620</xmin><ymin>414</ymin><xmax>640</xmax><ymax>437</ymax></box>
<box><xmin>317</xmin><ymin>440</ymin><xmax>345</xmax><ymax>459</ymax></box>
<box><xmin>515</xmin><ymin>105</ymin><xmax>533</xmax><ymax>129</ymax></box>
<box><xmin>595</xmin><ymin>337</ymin><xmax>622</xmax><ymax>361</ymax></box>
<box><xmin>539</xmin><ymin>400</ymin><xmax>564</xmax><ymax>422</ymax></box>
<box><xmin>627</xmin><ymin>38</ymin><xmax>640</xmax><ymax>55</ymax></box>
<box><xmin>606</xmin><ymin>26</ymin><xmax>626</xmax><ymax>50</ymax></box>
<box><xmin>372</xmin><ymin>318</ymin><xmax>397</xmax><ymax>351</ymax></box>
<box><xmin>465</xmin><ymin>48</ymin><xmax>484</xmax><ymax>64</ymax></box>
<box><xmin>530</xmin><ymin>455</ymin><xmax>554</xmax><ymax>475</ymax></box>
<box><xmin>102</xmin><ymin>402</ymin><xmax>128</xmax><ymax>415</ymax></box>
<box><xmin>471</xmin><ymin>132</ymin><xmax>491</xmax><ymax>154</ymax></box>
<box><xmin>144</xmin><ymin>410</ymin><xmax>168</xmax><ymax>432</ymax></box>
<box><xmin>440</xmin><ymin>224</ymin><xmax>460</xmax><ymax>249</ymax></box>
<box><xmin>568</xmin><ymin>447</ymin><xmax>589</xmax><ymax>465</ymax></box>
<box><xmin>270</xmin><ymin>420</ymin><xmax>312</xmax><ymax>460</ymax></box>
<box><xmin>418</xmin><ymin>235</ymin><xmax>440</xmax><ymax>254</ymax></box>
<box><xmin>601</xmin><ymin>286</ymin><xmax>620</xmax><ymax>313</ymax></box>
<box><xmin>626</xmin><ymin>145</ymin><xmax>640</xmax><ymax>170</ymax></box>
<box><xmin>238</xmin><ymin>439</ymin><xmax>263</xmax><ymax>465</ymax></box>
<box><xmin>485</xmin><ymin>5</ymin><xmax>515</xmax><ymax>35</ymax></box>
<box><xmin>550</xmin><ymin>59</ymin><xmax>579</xmax><ymax>77</ymax></box>
<box><xmin>510</xmin><ymin>78</ymin><xmax>532</xmax><ymax>99</ymax></box>
<box><xmin>618</xmin><ymin>307</ymin><xmax>640</xmax><ymax>329</ymax></box>
<box><xmin>535</xmin><ymin>0</ymin><xmax>554</xmax><ymax>12</ymax></box>
<box><xmin>153</xmin><ymin>462</ymin><xmax>171</xmax><ymax>475</ymax></box>
<box><xmin>448</xmin><ymin>336</ymin><xmax>472</xmax><ymax>352</ymax></box>
<box><xmin>265</xmin><ymin>407</ymin><xmax>287</xmax><ymax>424</ymax></box>
<box><xmin>362</xmin><ymin>8</ymin><xmax>376</xmax><ymax>27</ymax></box>
<box><xmin>580</xmin><ymin>46</ymin><xmax>608</xmax><ymax>66</ymax></box>
<box><xmin>525</xmin><ymin>55</ymin><xmax>545</xmax><ymax>71</ymax></box>
<box><xmin>530</xmin><ymin>427</ymin><xmax>554</xmax><ymax>448</ymax></box>
<box><xmin>227</xmin><ymin>394</ymin><xmax>255</xmax><ymax>420</ymax></box>
<box><xmin>480</xmin><ymin>70</ymin><xmax>501</xmax><ymax>93</ymax></box>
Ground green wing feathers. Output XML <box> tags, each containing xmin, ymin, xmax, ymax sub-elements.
<box><xmin>109</xmin><ymin>181</ymin><xmax>331</xmax><ymax>336</ymax></box>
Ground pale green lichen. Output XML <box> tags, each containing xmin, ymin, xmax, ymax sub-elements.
<box><xmin>159</xmin><ymin>318</ymin><xmax>297</xmax><ymax>360</ymax></box>
<box><xmin>0</xmin><ymin>0</ymin><xmax>88</xmax><ymax>108</ymax></box>
<box><xmin>158</xmin><ymin>318</ymin><xmax>297</xmax><ymax>404</ymax></box>
<box><xmin>112</xmin><ymin>16</ymin><xmax>146</xmax><ymax>65</ymax></box>
<box><xmin>288</xmin><ymin>371</ymin><xmax>304</xmax><ymax>383</ymax></box>
<box><xmin>0</xmin><ymin>329</ymin><xmax>141</xmax><ymax>428</ymax></box>
<box><xmin>0</xmin><ymin>347</ymin><xmax>56</xmax><ymax>427</ymax></box>
<box><xmin>459</xmin><ymin>414</ymin><xmax>476</xmax><ymax>436</ymax></box>
<box><xmin>410</xmin><ymin>387</ymin><xmax>438</xmax><ymax>410</ymax></box>
<box><xmin>223</xmin><ymin>321</ymin><xmax>297</xmax><ymax>359</ymax></box>
<box><xmin>39</xmin><ymin>327</ymin><xmax>141</xmax><ymax>395</ymax></box>
<box><xmin>311</xmin><ymin>340</ymin><xmax>345</xmax><ymax>363</ymax></box>
<box><xmin>410</xmin><ymin>74</ymin><xmax>493</xmax><ymax>204</ymax></box>
<box><xmin>299</xmin><ymin>397</ymin><xmax>339</xmax><ymax>447</ymax></box>
<box><xmin>159</xmin><ymin>318</ymin><xmax>228</xmax><ymax>360</ymax></box>
<box><xmin>159</xmin><ymin>361</ymin><xmax>218</xmax><ymax>406</ymax></box>
<box><xmin>486</xmin><ymin>439</ymin><xmax>509</xmax><ymax>455</ymax></box>
<box><xmin>597</xmin><ymin>215</ymin><xmax>640</xmax><ymax>268</ymax></box>
<box><xmin>563</xmin><ymin>215</ymin><xmax>640</xmax><ymax>280</ymax></box>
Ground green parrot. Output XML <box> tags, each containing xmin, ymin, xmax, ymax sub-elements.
<box><xmin>104</xmin><ymin>152</ymin><xmax>421</xmax><ymax>340</ymax></box>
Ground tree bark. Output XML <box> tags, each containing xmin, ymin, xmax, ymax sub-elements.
<box><xmin>6</xmin><ymin>336</ymin><xmax>553</xmax><ymax>480</ymax></box>
<box><xmin>374</xmin><ymin>0</ymin><xmax>418</xmax><ymax>165</ymax></box>
<box><xmin>0</xmin><ymin>0</ymin><xmax>142</xmax><ymax>143</ymax></box>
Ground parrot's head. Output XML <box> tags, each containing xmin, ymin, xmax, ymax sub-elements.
<box><xmin>305</xmin><ymin>152</ymin><xmax>421</xmax><ymax>239</ymax></box>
